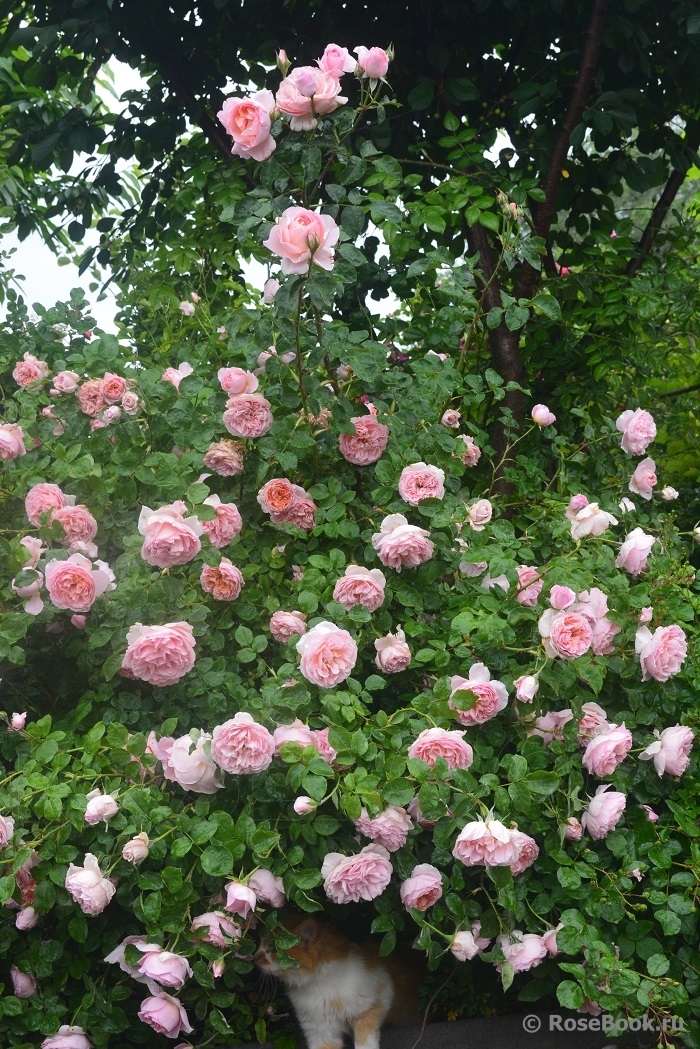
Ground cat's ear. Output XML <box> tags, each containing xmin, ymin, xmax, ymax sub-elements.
<box><xmin>296</xmin><ymin>919</ymin><xmax>318</xmax><ymax>943</ymax></box>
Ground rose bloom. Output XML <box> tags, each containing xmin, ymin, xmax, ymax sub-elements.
<box><xmin>16</xmin><ymin>906</ymin><xmax>39</xmax><ymax>930</ymax></box>
<box><xmin>296</xmin><ymin>621</ymin><xmax>358</xmax><ymax>687</ymax></box>
<box><xmin>258</xmin><ymin>477</ymin><xmax>295</xmax><ymax>515</ymax></box>
<box><xmin>509</xmin><ymin>831</ymin><xmax>540</xmax><ymax>875</ymax></box>
<box><xmin>264</xmin><ymin>205</ymin><xmax>340</xmax><ymax>273</ymax></box>
<box><xmin>178</xmin><ymin>302</ymin><xmax>195</xmax><ymax>317</ymax></box>
<box><xmin>162</xmin><ymin>362</ymin><xmax>194</xmax><ymax>390</ymax></box>
<box><xmin>65</xmin><ymin>853</ymin><xmax>116</xmax><ymax>915</ymax></box>
<box><xmin>467</xmin><ymin>499</ymin><xmax>493</xmax><ymax>531</ymax></box>
<box><xmin>45</xmin><ymin>554</ymin><xmax>112</xmax><ymax>613</ymax></box>
<box><xmin>640</xmin><ymin>725</ymin><xmax>694</xmax><ymax>777</ymax></box>
<box><xmin>497</xmin><ymin>932</ymin><xmax>547</xmax><ymax>973</ymax></box>
<box><xmin>591</xmin><ymin>617</ymin><xmax>620</xmax><ymax>656</ymax></box>
<box><xmin>375</xmin><ymin>627</ymin><xmax>412</xmax><ymax>673</ymax></box>
<box><xmin>538</xmin><ymin>608</ymin><xmax>593</xmax><ymax>660</ymax></box>
<box><xmin>448</xmin><ymin>662</ymin><xmax>508</xmax><ymax>726</ymax></box>
<box><xmin>249</xmin><ymin>868</ymin><xmax>286</xmax><ymax>908</ymax></box>
<box><xmin>273</xmin><ymin>719</ymin><xmax>317</xmax><ymax>753</ymax></box>
<box><xmin>225</xmin><ymin>880</ymin><xmax>257</xmax><ymax>918</ymax></box>
<box><xmin>371</xmin><ymin>513</ymin><xmax>433</xmax><ymax>571</ymax></box>
<box><xmin>582</xmin><ymin>785</ymin><xmax>626</xmax><ymax>839</ymax></box>
<box><xmin>10</xmin><ymin>965</ymin><xmax>37</xmax><ymax>998</ymax></box>
<box><xmin>398</xmin><ymin>462</ymin><xmax>446</xmax><ymax>505</ymax></box>
<box><xmin>138</xmin><ymin>993</ymin><xmax>193</xmax><ymax>1040</ymax></box>
<box><xmin>441</xmin><ymin>409</ymin><xmax>461</xmax><ymax>428</ymax></box>
<box><xmin>516</xmin><ymin>565</ymin><xmax>542</xmax><ymax>606</ymax></box>
<box><xmin>139</xmin><ymin>504</ymin><xmax>203</xmax><ymax>568</ymax></box>
<box><xmin>408</xmin><ymin>727</ymin><xmax>473</xmax><ymax>772</ymax></box>
<box><xmin>312</xmin><ymin>727</ymin><xmax>337</xmax><ymax>764</ymax></box>
<box><xmin>76</xmin><ymin>378</ymin><xmax>106</xmax><ymax>416</ymax></box>
<box><xmin>549</xmin><ymin>584</ymin><xmax>576</xmax><ymax>609</ymax></box>
<box><xmin>354</xmin><ymin>45</ymin><xmax>390</xmax><ymax>78</ymax></box>
<box><xmin>217</xmin><ymin>89</ymin><xmax>276</xmax><ymax>161</ymax></box>
<box><xmin>615</xmin><ymin>528</ymin><xmax>656</xmax><ymax>581</ymax></box>
<box><xmin>262</xmin><ymin>277</ymin><xmax>280</xmax><ymax>304</ymax></box>
<box><xmin>50</xmin><ymin>369</ymin><xmax>80</xmax><ymax>395</ymax></box>
<box><xmin>121</xmin><ymin>390</ymin><xmax>140</xmax><ymax>415</ymax></box>
<box><xmin>642</xmin><ymin>805</ymin><xmax>659</xmax><ymax>822</ymax></box>
<box><xmin>121</xmin><ymin>621</ymin><xmax>196</xmax><ymax>687</ymax></box>
<box><xmin>582</xmin><ymin>724</ymin><xmax>633</xmax><ymax>777</ymax></box>
<box><xmin>565</xmin><ymin>493</ymin><xmax>589</xmax><ymax>519</ymax></box>
<box><xmin>635</xmin><ymin>624</ymin><xmax>687</xmax><ymax>681</ymax></box>
<box><xmin>203</xmin><ymin>438</ymin><xmax>245</xmax><ymax>476</ymax></box>
<box><xmin>270</xmin><ymin>610</ymin><xmax>307</xmax><ymax>642</ymax></box>
<box><xmin>333</xmin><ymin>565</ymin><xmax>386</xmax><ymax>610</ymax></box>
<box><xmin>531</xmin><ymin>403</ymin><xmax>556</xmax><ymax>426</ymax></box>
<box><xmin>41</xmin><ymin>1027</ymin><xmax>92</xmax><ymax>1049</ymax></box>
<box><xmin>355</xmin><ymin>805</ymin><xmax>413</xmax><ymax>852</ymax></box>
<box><xmin>138</xmin><ymin>949</ymin><xmax>193</xmax><ymax>991</ymax></box>
<box><xmin>200</xmin><ymin>495</ymin><xmax>243</xmax><ymax>547</ymax></box>
<box><xmin>322</xmin><ymin>843</ymin><xmax>393</xmax><ymax>904</ymax></box>
<box><xmin>661</xmin><ymin>485</ymin><xmax>679</xmax><ymax>501</ymax></box>
<box><xmin>570</xmin><ymin>501</ymin><xmax>618</xmax><ymax>539</ymax></box>
<box><xmin>223</xmin><ymin>393</ymin><xmax>273</xmax><ymax>438</ymax></box>
<box><xmin>191</xmin><ymin>911</ymin><xmax>242</xmax><ymax>947</ymax></box>
<box><xmin>122</xmin><ymin>832</ymin><xmax>150</xmax><ymax>864</ymax></box>
<box><xmin>10</xmin><ymin>711</ymin><xmax>27</xmax><ymax>731</ymax></box>
<box><xmin>453</xmin><ymin>818</ymin><xmax>521</xmax><ymax>867</ymax></box>
<box><xmin>0</xmin><ymin>813</ymin><xmax>15</xmax><ymax>846</ymax></box>
<box><xmin>200</xmin><ymin>559</ymin><xmax>244</xmax><ymax>601</ymax></box>
<box><xmin>317</xmin><ymin>42</ymin><xmax>356</xmax><ymax>75</ymax></box>
<box><xmin>211</xmin><ymin>712</ymin><xmax>274</xmax><ymax>774</ymax></box>
<box><xmin>12</xmin><ymin>568</ymin><xmax>43</xmax><ymax>615</ymax></box>
<box><xmin>565</xmin><ymin>817</ymin><xmax>583</xmax><ymax>840</ymax></box>
<box><xmin>514</xmin><ymin>675</ymin><xmax>539</xmax><ymax>702</ymax></box>
<box><xmin>13</xmin><ymin>352</ymin><xmax>49</xmax><ymax>386</ymax></box>
<box><xmin>0</xmin><ymin>423</ymin><xmax>27</xmax><ymax>459</ymax></box>
<box><xmin>217</xmin><ymin>366</ymin><xmax>259</xmax><ymax>396</ymax></box>
<box><xmin>169</xmin><ymin>732</ymin><xmax>222</xmax><ymax>793</ymax></box>
<box><xmin>276</xmin><ymin>67</ymin><xmax>347</xmax><ymax>131</ymax></box>
<box><xmin>294</xmin><ymin>795</ymin><xmax>316</xmax><ymax>815</ymax></box>
<box><xmin>456</xmin><ymin>434</ymin><xmax>481</xmax><ymax>466</ymax></box>
<box><xmin>577</xmin><ymin>701</ymin><xmax>610</xmax><ymax>743</ymax></box>
<box><xmin>101</xmin><ymin>372</ymin><xmax>128</xmax><ymax>403</ymax></box>
<box><xmin>619</xmin><ymin>496</ymin><xmax>636</xmax><ymax>514</ymax></box>
<box><xmin>51</xmin><ymin>504</ymin><xmax>98</xmax><ymax>546</ymax></box>
<box><xmin>84</xmin><ymin>790</ymin><xmax>119</xmax><ymax>825</ymax></box>
<box><xmin>450</xmin><ymin>923</ymin><xmax>491</xmax><ymax>961</ymax></box>
<box><xmin>270</xmin><ymin>484</ymin><xmax>317</xmax><ymax>530</ymax></box>
<box><xmin>616</xmin><ymin>407</ymin><xmax>656</xmax><ymax>455</ymax></box>
<box><xmin>639</xmin><ymin>605</ymin><xmax>653</xmax><ymax>623</ymax></box>
<box><xmin>25</xmin><ymin>482</ymin><xmax>69</xmax><ymax>526</ymax></box>
<box><xmin>400</xmin><ymin>864</ymin><xmax>443</xmax><ymax>911</ymax></box>
<box><xmin>338</xmin><ymin>415</ymin><xmax>389</xmax><ymax>465</ymax></box>
<box><xmin>530</xmin><ymin>708</ymin><xmax>574</xmax><ymax>745</ymax></box>
<box><xmin>629</xmin><ymin>457</ymin><xmax>657</xmax><ymax>500</ymax></box>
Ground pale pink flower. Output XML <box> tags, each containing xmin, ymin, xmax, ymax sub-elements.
<box><xmin>398</xmin><ymin>462</ymin><xmax>445</xmax><ymax>505</ymax></box>
<box><xmin>71</xmin><ymin>614</ymin><xmax>86</xmax><ymax>629</ymax></box>
<box><xmin>264</xmin><ymin>205</ymin><xmax>340</xmax><ymax>274</ymax></box>
<box><xmin>640</xmin><ymin>725</ymin><xmax>693</xmax><ymax>777</ymax></box>
<box><xmin>276</xmin><ymin>67</ymin><xmax>347</xmax><ymax>131</ymax></box>
<box><xmin>203</xmin><ymin>438</ymin><xmax>245</xmax><ymax>476</ymax></box>
<box><xmin>497</xmin><ymin>931</ymin><xmax>547</xmax><ymax>973</ymax></box>
<box><xmin>25</xmin><ymin>482</ymin><xmax>68</xmax><ymax>525</ymax></box>
<box><xmin>138</xmin><ymin>949</ymin><xmax>192</xmax><ymax>990</ymax></box>
<box><xmin>15</xmin><ymin>906</ymin><xmax>39</xmax><ymax>930</ymax></box>
<box><xmin>101</xmin><ymin>372</ymin><xmax>128</xmax><ymax>404</ymax></box>
<box><xmin>0</xmin><ymin>814</ymin><xmax>15</xmax><ymax>846</ymax></box>
<box><xmin>514</xmin><ymin>675</ymin><xmax>539</xmax><ymax>702</ymax></box>
<box><xmin>448</xmin><ymin>662</ymin><xmax>508</xmax><ymax>726</ymax></box>
<box><xmin>549</xmin><ymin>584</ymin><xmax>576</xmax><ymax>609</ymax></box>
<box><xmin>371</xmin><ymin>513</ymin><xmax>433</xmax><ymax>571</ymax></box>
<box><xmin>13</xmin><ymin>352</ymin><xmax>49</xmax><ymax>386</ymax></box>
<box><xmin>211</xmin><ymin>712</ymin><xmax>274</xmax><ymax>774</ymax></box>
<box><xmin>354</xmin><ymin>46</ymin><xmax>390</xmax><ymax>78</ymax></box>
<box><xmin>565</xmin><ymin>493</ymin><xmax>589</xmax><ymax>519</ymax></box>
<box><xmin>200</xmin><ymin>495</ymin><xmax>243</xmax><ymax>547</ymax></box>
<box><xmin>582</xmin><ymin>785</ymin><xmax>626</xmax><ymax>839</ymax></box>
<box><xmin>224</xmin><ymin>880</ymin><xmax>257</xmax><ymax>918</ymax></box>
<box><xmin>122</xmin><ymin>832</ymin><xmax>150</xmax><ymax>863</ymax></box>
<box><xmin>169</xmin><ymin>732</ymin><xmax>222</xmax><ymax>793</ymax></box>
<box><xmin>200</xmin><ymin>559</ymin><xmax>244</xmax><ymax>601</ymax></box>
<box><xmin>317</xmin><ymin>43</ymin><xmax>356</xmax><ymax>75</ymax></box>
<box><xmin>322</xmin><ymin>844</ymin><xmax>393</xmax><ymax>903</ymax></box>
<box><xmin>639</xmin><ymin>606</ymin><xmax>653</xmax><ymax>623</ymax></box>
<box><xmin>0</xmin><ymin>423</ymin><xmax>26</xmax><ymax>459</ymax></box>
<box><xmin>530</xmin><ymin>708</ymin><xmax>574</xmax><ymax>745</ymax></box>
<box><xmin>270</xmin><ymin>610</ymin><xmax>307</xmax><ymax>642</ymax></box>
<box><xmin>217</xmin><ymin>367</ymin><xmax>259</xmax><ymax>396</ymax></box>
<box><xmin>10</xmin><ymin>965</ymin><xmax>37</xmax><ymax>998</ymax></box>
<box><xmin>41</xmin><ymin>1026</ymin><xmax>92</xmax><ymax>1049</ymax></box>
<box><xmin>333</xmin><ymin>565</ymin><xmax>386</xmax><ymax>610</ymax></box>
<box><xmin>10</xmin><ymin>712</ymin><xmax>27</xmax><ymax>731</ymax></box>
<box><xmin>468</xmin><ymin>499</ymin><xmax>493</xmax><ymax>531</ymax></box>
<box><xmin>538</xmin><ymin>608</ymin><xmax>592</xmax><ymax>659</ymax></box>
<box><xmin>50</xmin><ymin>370</ymin><xmax>80</xmax><ymax>395</ymax></box>
<box><xmin>629</xmin><ymin>457</ymin><xmax>657</xmax><ymax>500</ymax></box>
<box><xmin>100</xmin><ymin>405</ymin><xmax>121</xmax><ymax>424</ymax></box>
<box><xmin>51</xmin><ymin>504</ymin><xmax>98</xmax><ymax>547</ymax></box>
<box><xmin>441</xmin><ymin>409</ymin><xmax>461</xmax><ymax>428</ymax></box>
<box><xmin>178</xmin><ymin>301</ymin><xmax>195</xmax><ymax>317</ymax></box>
<box><xmin>619</xmin><ymin>496</ymin><xmax>636</xmax><ymax>514</ymax></box>
<box><xmin>121</xmin><ymin>621</ymin><xmax>197</xmax><ymax>687</ymax></box>
<box><xmin>12</xmin><ymin>569</ymin><xmax>44</xmax><ymax>615</ymax></box>
<box><xmin>223</xmin><ymin>392</ymin><xmax>273</xmax><ymax>438</ymax></box>
<box><xmin>258</xmin><ymin>477</ymin><xmax>296</xmax><ymax>515</ymax></box>
<box><xmin>45</xmin><ymin>553</ymin><xmax>112</xmax><ymax>612</ymax></box>
<box><xmin>509</xmin><ymin>831</ymin><xmax>539</xmax><ymax>875</ymax></box>
<box><xmin>408</xmin><ymin>727</ymin><xmax>473</xmax><ymax>771</ymax></box>
<box><xmin>138</xmin><ymin>993</ymin><xmax>192</xmax><ymax>1040</ymax></box>
<box><xmin>616</xmin><ymin>408</ymin><xmax>656</xmax><ymax>455</ymax></box>
<box><xmin>312</xmin><ymin>727</ymin><xmax>337</xmax><ymax>764</ymax></box>
<box><xmin>162</xmin><ymin>362</ymin><xmax>194</xmax><ymax>390</ymax></box>
<box><xmin>374</xmin><ymin>627</ymin><xmax>412</xmax><ymax>673</ymax></box>
<box><xmin>84</xmin><ymin>790</ymin><xmax>119</xmax><ymax>825</ymax></box>
<box><xmin>590</xmin><ymin>617</ymin><xmax>620</xmax><ymax>655</ymax></box>
<box><xmin>616</xmin><ymin>528</ymin><xmax>656</xmax><ymax>576</ymax></box>
<box><xmin>565</xmin><ymin>817</ymin><xmax>583</xmax><ymax>840</ymax></box>
<box><xmin>249</xmin><ymin>869</ymin><xmax>286</xmax><ymax>908</ymax></box>
<box><xmin>294</xmin><ymin>796</ymin><xmax>317</xmax><ymax>815</ymax></box>
<box><xmin>456</xmin><ymin>434</ymin><xmax>481</xmax><ymax>466</ymax></box>
<box><xmin>338</xmin><ymin>415</ymin><xmax>389</xmax><ymax>465</ymax></box>
<box><xmin>217</xmin><ymin>89</ymin><xmax>277</xmax><ymax>161</ymax></box>
<box><xmin>481</xmin><ymin>572</ymin><xmax>509</xmax><ymax>592</ymax></box>
<box><xmin>516</xmin><ymin>565</ymin><xmax>542</xmax><ymax>606</ymax></box>
<box><xmin>19</xmin><ymin>535</ymin><xmax>45</xmax><ymax>568</ymax></box>
<box><xmin>453</xmin><ymin>817</ymin><xmax>520</xmax><ymax>867</ymax></box>
<box><xmin>65</xmin><ymin>853</ymin><xmax>115</xmax><ymax>914</ymax></box>
<box><xmin>572</xmin><ymin>586</ymin><xmax>608</xmax><ymax>623</ymax></box>
<box><xmin>570</xmin><ymin>502</ymin><xmax>618</xmax><ymax>539</ymax></box>
<box><xmin>642</xmin><ymin>805</ymin><xmax>659</xmax><ymax>822</ymax></box>
<box><xmin>269</xmin><ymin>484</ymin><xmax>317</xmax><ymax>530</ymax></box>
<box><xmin>191</xmin><ymin>911</ymin><xmax>241</xmax><ymax>947</ymax></box>
<box><xmin>121</xmin><ymin>390</ymin><xmax>140</xmax><ymax>415</ymax></box>
<box><xmin>577</xmin><ymin>701</ymin><xmax>610</xmax><ymax>743</ymax></box>
<box><xmin>296</xmin><ymin>621</ymin><xmax>358</xmax><ymax>687</ymax></box>
<box><xmin>460</xmin><ymin>559</ymin><xmax>488</xmax><ymax>576</ymax></box>
<box><xmin>355</xmin><ymin>805</ymin><xmax>413</xmax><ymax>852</ymax></box>
<box><xmin>661</xmin><ymin>485</ymin><xmax>679</xmax><ymax>501</ymax></box>
<box><xmin>400</xmin><ymin>864</ymin><xmax>442</xmax><ymax>910</ymax></box>
<box><xmin>76</xmin><ymin>378</ymin><xmax>106</xmax><ymax>416</ymax></box>
<box><xmin>582</xmin><ymin>724</ymin><xmax>633</xmax><ymax>776</ymax></box>
<box><xmin>262</xmin><ymin>278</ymin><xmax>280</xmax><ymax>304</ymax></box>
<box><xmin>139</xmin><ymin>503</ymin><xmax>203</xmax><ymax>568</ymax></box>
<box><xmin>273</xmin><ymin>720</ymin><xmax>316</xmax><ymax>753</ymax></box>
<box><xmin>635</xmin><ymin>624</ymin><xmax>687</xmax><ymax>681</ymax></box>
<box><xmin>450</xmin><ymin>923</ymin><xmax>491</xmax><ymax>961</ymax></box>
<box><xmin>531</xmin><ymin>404</ymin><xmax>556</xmax><ymax>426</ymax></box>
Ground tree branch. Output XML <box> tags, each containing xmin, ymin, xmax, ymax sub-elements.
<box><xmin>625</xmin><ymin>163</ymin><xmax>691</xmax><ymax>277</ymax></box>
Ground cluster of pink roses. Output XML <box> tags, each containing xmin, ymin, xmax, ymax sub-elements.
<box><xmin>257</xmin><ymin>477</ymin><xmax>317</xmax><ymax>530</ymax></box>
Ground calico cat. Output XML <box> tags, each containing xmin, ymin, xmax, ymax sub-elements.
<box><xmin>255</xmin><ymin>914</ymin><xmax>424</xmax><ymax>1049</ymax></box>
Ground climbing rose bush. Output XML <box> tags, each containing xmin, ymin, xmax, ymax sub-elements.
<box><xmin>0</xmin><ymin>42</ymin><xmax>698</xmax><ymax>1049</ymax></box>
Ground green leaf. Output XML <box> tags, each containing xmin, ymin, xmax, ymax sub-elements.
<box><xmin>646</xmin><ymin>953</ymin><xmax>670</xmax><ymax>977</ymax></box>
<box><xmin>556</xmin><ymin>980</ymin><xmax>585</xmax><ymax>1010</ymax></box>
<box><xmin>200</xmin><ymin>846</ymin><xmax>234</xmax><ymax>877</ymax></box>
<box><xmin>370</xmin><ymin>201</ymin><xmax>403</xmax><ymax>225</ymax></box>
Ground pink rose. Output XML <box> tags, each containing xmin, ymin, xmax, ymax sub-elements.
<box><xmin>191</xmin><ymin>911</ymin><xmax>241</xmax><ymax>947</ymax></box>
<box><xmin>355</xmin><ymin>805</ymin><xmax>413</xmax><ymax>852</ymax></box>
<box><xmin>317</xmin><ymin>43</ymin><xmax>356</xmax><ymax>75</ymax></box>
<box><xmin>400</xmin><ymin>863</ymin><xmax>443</xmax><ymax>911</ymax></box>
<box><xmin>296</xmin><ymin>621</ymin><xmax>358</xmax><ymax>687</ymax></box>
<box><xmin>200</xmin><ymin>495</ymin><xmax>243</xmax><ymax>547</ymax></box>
<box><xmin>211</xmin><ymin>712</ymin><xmax>274</xmax><ymax>774</ymax></box>
<box><xmin>538</xmin><ymin>609</ymin><xmax>592</xmax><ymax>659</ymax></box>
<box><xmin>531</xmin><ymin>403</ymin><xmax>556</xmax><ymax>426</ymax></box>
<box><xmin>84</xmin><ymin>790</ymin><xmax>119</xmax><ymax>825</ymax></box>
<box><xmin>322</xmin><ymin>843</ymin><xmax>393</xmax><ymax>903</ymax></box>
<box><xmin>312</xmin><ymin>727</ymin><xmax>337</xmax><ymax>764</ymax></box>
<box><xmin>41</xmin><ymin>1027</ymin><xmax>92</xmax><ymax>1049</ymax></box>
<box><xmin>0</xmin><ymin>423</ymin><xmax>27</xmax><ymax>459</ymax></box>
<box><xmin>460</xmin><ymin>559</ymin><xmax>488</xmax><ymax>577</ymax></box>
<box><xmin>640</xmin><ymin>606</ymin><xmax>653</xmax><ymax>624</ymax></box>
<box><xmin>122</xmin><ymin>621</ymin><xmax>197</xmax><ymax>687</ymax></box>
<box><xmin>640</xmin><ymin>725</ymin><xmax>693</xmax><ymax>777</ymax></box>
<box><xmin>616</xmin><ymin>408</ymin><xmax>656</xmax><ymax>455</ymax></box>
<box><xmin>200</xmin><ymin>559</ymin><xmax>244</xmax><ymax>601</ymax></box>
<box><xmin>122</xmin><ymin>832</ymin><xmax>150</xmax><ymax>864</ymax></box>
<box><xmin>441</xmin><ymin>409</ymin><xmax>461</xmax><ymax>428</ymax></box>
<box><xmin>456</xmin><ymin>434</ymin><xmax>481</xmax><ymax>466</ymax></box>
<box><xmin>448</xmin><ymin>662</ymin><xmax>508</xmax><ymax>726</ymax></box>
<box><xmin>76</xmin><ymin>378</ymin><xmax>106</xmax><ymax>416</ymax></box>
<box><xmin>582</xmin><ymin>724</ymin><xmax>633</xmax><ymax>776</ymax></box>
<box><xmin>333</xmin><ymin>565</ymin><xmax>386</xmax><ymax>610</ymax></box>
<box><xmin>263</xmin><ymin>205</ymin><xmax>339</xmax><ymax>273</ymax></box>
<box><xmin>509</xmin><ymin>831</ymin><xmax>539</xmax><ymax>875</ymax></box>
<box><xmin>453</xmin><ymin>818</ymin><xmax>520</xmax><ymax>867</ymax></box>
<box><xmin>10</xmin><ymin>965</ymin><xmax>37</xmax><ymax>998</ymax></box>
<box><xmin>530</xmin><ymin>709</ymin><xmax>574</xmax><ymax>745</ymax></box>
<box><xmin>590</xmin><ymin>617</ymin><xmax>620</xmax><ymax>655</ymax></box>
<box><xmin>223</xmin><ymin>393</ymin><xmax>273</xmax><ymax>438</ymax></box>
<box><xmin>619</xmin><ymin>496</ymin><xmax>636</xmax><ymax>514</ymax></box>
<box><xmin>398</xmin><ymin>462</ymin><xmax>445</xmax><ymax>505</ymax></box>
<box><xmin>50</xmin><ymin>370</ymin><xmax>80</xmax><ymax>395</ymax></box>
<box><xmin>582</xmin><ymin>785</ymin><xmax>626</xmax><ymax>839</ymax></box>
<box><xmin>203</xmin><ymin>438</ymin><xmax>245</xmax><ymax>476</ymax></box>
<box><xmin>121</xmin><ymin>390</ymin><xmax>140</xmax><ymax>415</ymax></box>
<box><xmin>338</xmin><ymin>415</ymin><xmax>389</xmax><ymax>465</ymax></box>
<box><xmin>450</xmin><ymin>923</ymin><xmax>491</xmax><ymax>961</ymax></box>
<box><xmin>661</xmin><ymin>486</ymin><xmax>679</xmax><ymax>501</ymax></box>
<box><xmin>138</xmin><ymin>993</ymin><xmax>193</xmax><ymax>1040</ymax></box>
<box><xmin>570</xmin><ymin>501</ymin><xmax>618</xmax><ymax>539</ymax></box>
<box><xmin>407</xmin><ymin>727</ymin><xmax>473</xmax><ymax>772</ymax></box>
<box><xmin>13</xmin><ymin>352</ymin><xmax>49</xmax><ymax>386</ymax></box>
<box><xmin>514</xmin><ymin>675</ymin><xmax>539</xmax><ymax>702</ymax></box>
<box><xmin>273</xmin><ymin>719</ymin><xmax>316</xmax><ymax>753</ymax></box>
<box><xmin>25</xmin><ymin>482</ymin><xmax>68</xmax><ymax>525</ymax></box>
<box><xmin>642</xmin><ymin>805</ymin><xmax>658</xmax><ymax>823</ymax></box>
<box><xmin>371</xmin><ymin>513</ymin><xmax>433</xmax><ymax>571</ymax></box>
<box><xmin>161</xmin><ymin>362</ymin><xmax>194</xmax><ymax>390</ymax></box>
<box><xmin>577</xmin><ymin>701</ymin><xmax>609</xmax><ymax>743</ymax></box>
<box><xmin>276</xmin><ymin>67</ymin><xmax>347</xmax><ymax>131</ymax></box>
<box><xmin>217</xmin><ymin>89</ymin><xmax>276</xmax><ymax>161</ymax></box>
<box><xmin>615</xmin><ymin>527</ymin><xmax>656</xmax><ymax>575</ymax></box>
<box><xmin>0</xmin><ymin>814</ymin><xmax>15</xmax><ymax>846</ymax></box>
<box><xmin>629</xmin><ymin>457</ymin><xmax>657</xmax><ymax>500</ymax></box>
<box><xmin>51</xmin><ymin>504</ymin><xmax>98</xmax><ymax>546</ymax></box>
<box><xmin>137</xmin><ymin>949</ymin><xmax>192</xmax><ymax>990</ymax></box>
<box><xmin>101</xmin><ymin>372</ymin><xmax>128</xmax><ymax>403</ymax></box>
<box><xmin>217</xmin><ymin>367</ymin><xmax>259</xmax><ymax>396</ymax></box>
<box><xmin>516</xmin><ymin>565</ymin><xmax>542</xmax><ymax>606</ymax></box>
<box><xmin>178</xmin><ymin>301</ymin><xmax>195</xmax><ymax>317</ymax></box>
<box><xmin>12</xmin><ymin>568</ymin><xmax>44</xmax><ymax>615</ymax></box>
<box><xmin>565</xmin><ymin>493</ymin><xmax>589</xmax><ymax>519</ymax></box>
<box><xmin>16</xmin><ymin>906</ymin><xmax>39</xmax><ymax>930</ymax></box>
<box><xmin>258</xmin><ymin>477</ymin><xmax>295</xmax><ymax>515</ymax></box>
<box><xmin>635</xmin><ymin>624</ymin><xmax>687</xmax><ymax>681</ymax></box>
<box><xmin>294</xmin><ymin>795</ymin><xmax>317</xmax><ymax>815</ymax></box>
<box><xmin>262</xmin><ymin>278</ymin><xmax>280</xmax><ymax>304</ymax></box>
<box><xmin>497</xmin><ymin>932</ymin><xmax>547</xmax><ymax>973</ymax></box>
<box><xmin>168</xmin><ymin>732</ymin><xmax>222</xmax><ymax>793</ymax></box>
<box><xmin>565</xmin><ymin>817</ymin><xmax>583</xmax><ymax>840</ymax></box>
<box><xmin>374</xmin><ymin>627</ymin><xmax>412</xmax><ymax>673</ymax></box>
<box><xmin>269</xmin><ymin>484</ymin><xmax>316</xmax><ymax>530</ymax></box>
<box><xmin>19</xmin><ymin>535</ymin><xmax>45</xmax><ymax>568</ymax></box>
<box><xmin>10</xmin><ymin>712</ymin><xmax>27</xmax><ymax>731</ymax></box>
<box><xmin>139</xmin><ymin>504</ymin><xmax>203</xmax><ymax>568</ymax></box>
<box><xmin>354</xmin><ymin>46</ymin><xmax>390</xmax><ymax>78</ymax></box>
<box><xmin>45</xmin><ymin>553</ymin><xmax>112</xmax><ymax>613</ymax></box>
<box><xmin>270</xmin><ymin>610</ymin><xmax>307</xmax><ymax>642</ymax></box>
<box><xmin>224</xmin><ymin>880</ymin><xmax>257</xmax><ymax>918</ymax></box>
<box><xmin>549</xmin><ymin>584</ymin><xmax>576</xmax><ymax>609</ymax></box>
<box><xmin>249</xmin><ymin>869</ymin><xmax>286</xmax><ymax>908</ymax></box>
<box><xmin>65</xmin><ymin>853</ymin><xmax>116</xmax><ymax>915</ymax></box>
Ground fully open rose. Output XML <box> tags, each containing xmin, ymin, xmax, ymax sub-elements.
<box><xmin>121</xmin><ymin>622</ymin><xmax>196</xmax><ymax>686</ymax></box>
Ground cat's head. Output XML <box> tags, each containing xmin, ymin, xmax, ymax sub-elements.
<box><xmin>254</xmin><ymin>915</ymin><xmax>344</xmax><ymax>978</ymax></box>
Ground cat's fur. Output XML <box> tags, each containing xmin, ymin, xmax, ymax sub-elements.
<box><xmin>255</xmin><ymin>914</ymin><xmax>424</xmax><ymax>1049</ymax></box>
